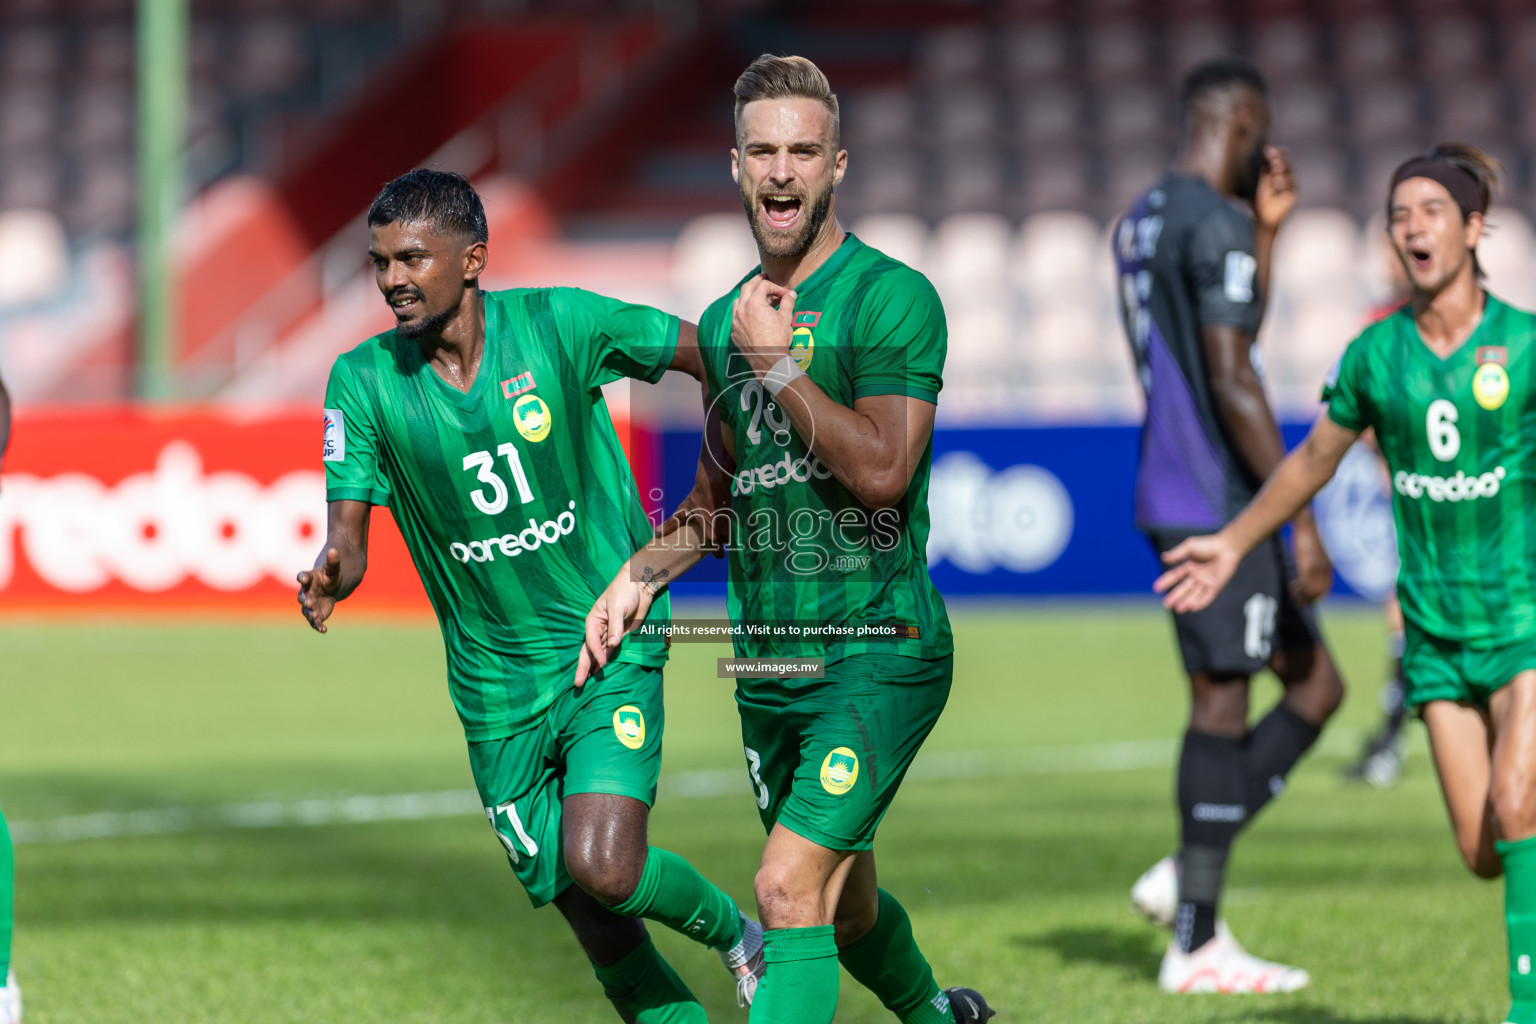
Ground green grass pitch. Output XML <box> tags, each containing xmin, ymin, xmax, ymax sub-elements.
<box><xmin>0</xmin><ymin>603</ymin><xmax>1505</xmax><ymax>1023</ymax></box>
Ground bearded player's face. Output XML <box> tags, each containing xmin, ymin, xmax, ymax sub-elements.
<box><xmin>732</xmin><ymin>97</ymin><xmax>846</xmax><ymax>261</ymax></box>
<box><xmin>368</xmin><ymin>219</ymin><xmax>475</xmax><ymax>340</ymax></box>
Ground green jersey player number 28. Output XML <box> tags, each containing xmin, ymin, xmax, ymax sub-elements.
<box><xmin>296</xmin><ymin>169</ymin><xmax>765</xmax><ymax>1021</ymax></box>
<box><xmin>1156</xmin><ymin>143</ymin><xmax>1536</xmax><ymax>1024</ymax></box>
<box><xmin>577</xmin><ymin>54</ymin><xmax>993</xmax><ymax>1024</ymax></box>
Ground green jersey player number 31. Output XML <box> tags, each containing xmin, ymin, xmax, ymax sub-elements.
<box><xmin>295</xmin><ymin>169</ymin><xmax>767</xmax><ymax>1021</ymax></box>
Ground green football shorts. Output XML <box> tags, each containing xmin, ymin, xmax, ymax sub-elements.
<box><xmin>735</xmin><ymin>652</ymin><xmax>953</xmax><ymax>852</ymax></box>
<box><xmin>1403</xmin><ymin>622</ymin><xmax>1536</xmax><ymax>710</ymax></box>
<box><xmin>465</xmin><ymin>661</ymin><xmax>666</xmax><ymax>907</ymax></box>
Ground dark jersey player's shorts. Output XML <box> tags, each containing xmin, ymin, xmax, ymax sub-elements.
<box><xmin>1403</xmin><ymin>622</ymin><xmax>1536</xmax><ymax>710</ymax></box>
<box><xmin>465</xmin><ymin>661</ymin><xmax>665</xmax><ymax>907</ymax></box>
<box><xmin>736</xmin><ymin>652</ymin><xmax>952</xmax><ymax>852</ymax></box>
<box><xmin>1149</xmin><ymin>530</ymin><xmax>1321</xmax><ymax>677</ymax></box>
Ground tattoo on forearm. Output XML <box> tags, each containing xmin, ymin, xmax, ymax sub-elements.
<box><xmin>639</xmin><ymin>566</ymin><xmax>670</xmax><ymax>595</ymax></box>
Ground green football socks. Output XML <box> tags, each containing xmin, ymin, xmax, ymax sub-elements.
<box><xmin>612</xmin><ymin>847</ymin><xmax>744</xmax><ymax>952</ymax></box>
<box><xmin>838</xmin><ymin>889</ymin><xmax>954</xmax><ymax>1023</ymax></box>
<box><xmin>751</xmin><ymin>925</ymin><xmax>839</xmax><ymax>1024</ymax></box>
<box><xmin>589</xmin><ymin>933</ymin><xmax>706</xmax><ymax>1023</ymax></box>
<box><xmin>0</xmin><ymin>807</ymin><xmax>11</xmax><ymax>982</ymax></box>
<box><xmin>1500</xmin><ymin>835</ymin><xmax>1536</xmax><ymax>1024</ymax></box>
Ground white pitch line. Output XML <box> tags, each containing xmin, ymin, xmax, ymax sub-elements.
<box><xmin>10</xmin><ymin>732</ymin><xmax>1373</xmax><ymax>845</ymax></box>
<box><xmin>9</xmin><ymin>791</ymin><xmax>485</xmax><ymax>845</ymax></box>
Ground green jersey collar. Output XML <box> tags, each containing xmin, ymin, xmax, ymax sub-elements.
<box><xmin>1406</xmin><ymin>291</ymin><xmax>1503</xmax><ymax>366</ymax></box>
<box><xmin>791</xmin><ymin>231</ymin><xmax>862</xmax><ymax>295</ymax></box>
<box><xmin>415</xmin><ymin>290</ymin><xmax>497</xmax><ymax>410</ymax></box>
<box><xmin>738</xmin><ymin>232</ymin><xmax>864</xmax><ymax>297</ymax></box>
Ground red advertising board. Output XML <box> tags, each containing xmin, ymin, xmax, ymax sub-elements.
<box><xmin>0</xmin><ymin>407</ymin><xmax>654</xmax><ymax>614</ymax></box>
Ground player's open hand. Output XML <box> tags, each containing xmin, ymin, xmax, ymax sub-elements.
<box><xmin>730</xmin><ymin>274</ymin><xmax>796</xmax><ymax>369</ymax></box>
<box><xmin>296</xmin><ymin>547</ymin><xmax>342</xmax><ymax>633</ymax></box>
<box><xmin>576</xmin><ymin>571</ymin><xmax>659</xmax><ymax>689</ymax></box>
<box><xmin>1153</xmin><ymin>534</ymin><xmax>1240</xmax><ymax>614</ymax></box>
<box><xmin>1254</xmin><ymin>145</ymin><xmax>1297</xmax><ymax>231</ymax></box>
<box><xmin>1289</xmin><ymin>517</ymin><xmax>1334</xmax><ymax>605</ymax></box>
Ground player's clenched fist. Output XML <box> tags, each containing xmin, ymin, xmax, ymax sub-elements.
<box><xmin>730</xmin><ymin>274</ymin><xmax>796</xmax><ymax>365</ymax></box>
<box><xmin>295</xmin><ymin>547</ymin><xmax>342</xmax><ymax>634</ymax></box>
<box><xmin>1153</xmin><ymin>534</ymin><xmax>1242</xmax><ymax>614</ymax></box>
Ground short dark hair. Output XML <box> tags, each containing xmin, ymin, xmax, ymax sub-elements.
<box><xmin>1179</xmin><ymin>57</ymin><xmax>1267</xmax><ymax>125</ymax></box>
<box><xmin>367</xmin><ymin>169</ymin><xmax>488</xmax><ymax>244</ymax></box>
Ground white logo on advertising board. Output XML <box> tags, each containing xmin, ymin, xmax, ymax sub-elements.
<box><xmin>0</xmin><ymin>442</ymin><xmax>325</xmax><ymax>592</ymax></box>
<box><xmin>926</xmin><ymin>452</ymin><xmax>1074</xmax><ymax>574</ymax></box>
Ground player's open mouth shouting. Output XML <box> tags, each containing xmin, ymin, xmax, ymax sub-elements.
<box><xmin>761</xmin><ymin>191</ymin><xmax>804</xmax><ymax>231</ymax></box>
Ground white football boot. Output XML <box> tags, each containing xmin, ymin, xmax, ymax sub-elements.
<box><xmin>1130</xmin><ymin>854</ymin><xmax>1179</xmax><ymax>927</ymax></box>
<box><xmin>1158</xmin><ymin>922</ymin><xmax>1310</xmax><ymax>994</ymax></box>
<box><xmin>0</xmin><ymin>967</ymin><xmax>21</xmax><ymax>1024</ymax></box>
<box><xmin>718</xmin><ymin>912</ymin><xmax>765</xmax><ymax>1007</ymax></box>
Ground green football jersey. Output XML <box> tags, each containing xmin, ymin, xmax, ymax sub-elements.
<box><xmin>323</xmin><ymin>287</ymin><xmax>675</xmax><ymax>739</ymax></box>
<box><xmin>697</xmin><ymin>233</ymin><xmax>953</xmax><ymax>664</ymax></box>
<box><xmin>1323</xmin><ymin>293</ymin><xmax>1536</xmax><ymax>645</ymax></box>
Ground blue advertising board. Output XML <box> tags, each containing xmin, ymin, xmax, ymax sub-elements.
<box><xmin>655</xmin><ymin>423</ymin><xmax>1396</xmax><ymax>600</ymax></box>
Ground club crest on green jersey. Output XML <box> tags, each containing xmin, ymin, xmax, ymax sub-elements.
<box><xmin>820</xmin><ymin>746</ymin><xmax>859</xmax><ymax>795</ymax></box>
<box><xmin>513</xmin><ymin>394</ymin><xmax>552</xmax><ymax>442</ymax></box>
<box><xmin>613</xmin><ymin>705</ymin><xmax>646</xmax><ymax>750</ymax></box>
<box><xmin>1474</xmin><ymin>361</ymin><xmax>1510</xmax><ymax>411</ymax></box>
<box><xmin>791</xmin><ymin>311</ymin><xmax>819</xmax><ymax>371</ymax></box>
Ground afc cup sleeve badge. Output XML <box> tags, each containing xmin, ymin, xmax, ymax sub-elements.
<box><xmin>322</xmin><ymin>409</ymin><xmax>346</xmax><ymax>461</ymax></box>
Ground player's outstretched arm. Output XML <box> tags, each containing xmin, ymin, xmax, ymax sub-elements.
<box><xmin>577</xmin><ymin>508</ymin><xmax>717</xmax><ymax>688</ymax></box>
<box><xmin>1201</xmin><ymin>322</ymin><xmax>1334</xmax><ymax>596</ymax></box>
<box><xmin>731</xmin><ymin>275</ymin><xmax>933</xmax><ymax>508</ymax></box>
<box><xmin>296</xmin><ymin>499</ymin><xmax>371</xmax><ymax>634</ymax></box>
<box><xmin>577</xmin><ymin>413</ymin><xmax>736</xmax><ymax>687</ymax></box>
<box><xmin>1156</xmin><ymin>412</ymin><xmax>1359</xmax><ymax>613</ymax></box>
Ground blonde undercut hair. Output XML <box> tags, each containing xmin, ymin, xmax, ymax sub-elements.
<box><xmin>732</xmin><ymin>54</ymin><xmax>840</xmax><ymax>148</ymax></box>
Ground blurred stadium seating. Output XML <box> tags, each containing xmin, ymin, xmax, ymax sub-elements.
<box><xmin>2</xmin><ymin>0</ymin><xmax>1534</xmax><ymax>420</ymax></box>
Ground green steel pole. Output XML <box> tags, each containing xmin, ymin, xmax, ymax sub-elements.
<box><xmin>136</xmin><ymin>0</ymin><xmax>187</xmax><ymax>401</ymax></box>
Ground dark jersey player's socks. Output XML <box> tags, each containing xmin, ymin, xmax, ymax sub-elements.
<box><xmin>1175</xmin><ymin>846</ymin><xmax>1227</xmax><ymax>953</ymax></box>
<box><xmin>1177</xmin><ymin>730</ymin><xmax>1247</xmax><ymax>953</ymax></box>
<box><xmin>1242</xmin><ymin>702</ymin><xmax>1321</xmax><ymax>819</ymax></box>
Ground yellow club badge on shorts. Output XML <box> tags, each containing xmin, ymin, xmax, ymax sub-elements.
<box><xmin>1474</xmin><ymin>361</ymin><xmax>1510</xmax><ymax>411</ymax></box>
<box><xmin>514</xmin><ymin>394</ymin><xmax>552</xmax><ymax>442</ymax></box>
<box><xmin>820</xmin><ymin>746</ymin><xmax>859</xmax><ymax>795</ymax></box>
<box><xmin>613</xmin><ymin>706</ymin><xmax>646</xmax><ymax>750</ymax></box>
